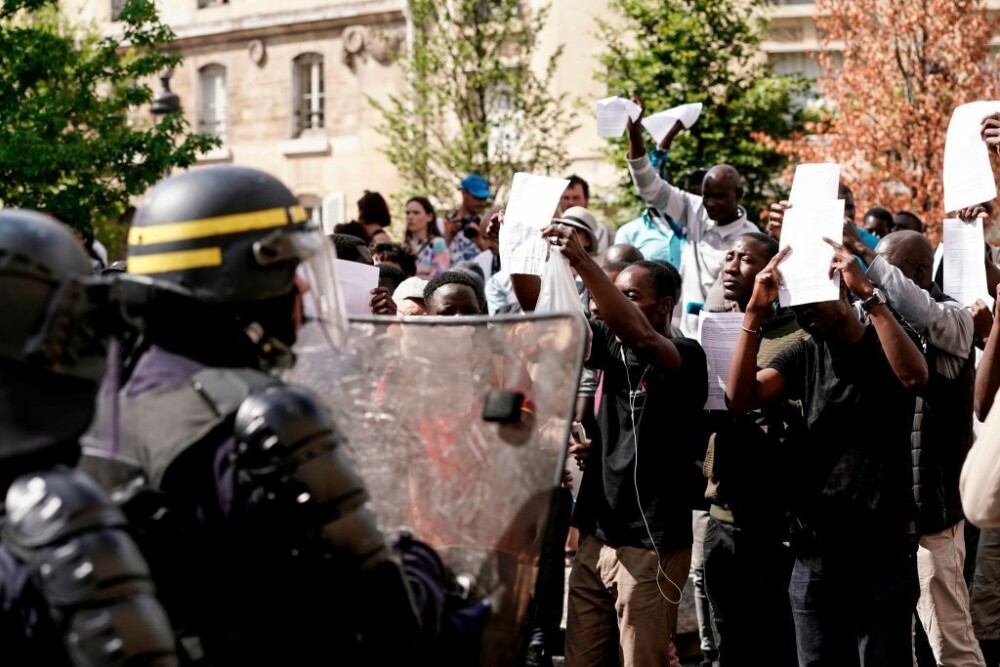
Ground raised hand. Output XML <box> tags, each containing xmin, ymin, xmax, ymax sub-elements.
<box><xmin>981</xmin><ymin>112</ymin><xmax>1000</xmax><ymax>149</ymax></box>
<box><xmin>747</xmin><ymin>245</ymin><xmax>791</xmax><ymax>314</ymax></box>
<box><xmin>825</xmin><ymin>237</ymin><xmax>873</xmax><ymax>299</ymax></box>
<box><xmin>767</xmin><ymin>200</ymin><xmax>790</xmax><ymax>242</ymax></box>
<box><xmin>541</xmin><ymin>223</ymin><xmax>590</xmax><ymax>268</ymax></box>
<box><xmin>973</xmin><ymin>298</ymin><xmax>994</xmax><ymax>341</ymax></box>
<box><xmin>956</xmin><ymin>205</ymin><xmax>989</xmax><ymax>222</ymax></box>
<box><xmin>484</xmin><ymin>208</ymin><xmax>504</xmax><ymax>241</ymax></box>
<box><xmin>370</xmin><ymin>287</ymin><xmax>397</xmax><ymax>316</ymax></box>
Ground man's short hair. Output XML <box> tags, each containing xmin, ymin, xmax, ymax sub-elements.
<box><xmin>423</xmin><ymin>270</ymin><xmax>486</xmax><ymax>309</ymax></box>
<box><xmin>683</xmin><ymin>169</ymin><xmax>708</xmax><ymax>191</ymax></box>
<box><xmin>739</xmin><ymin>231</ymin><xmax>779</xmax><ymax>260</ymax></box>
<box><xmin>894</xmin><ymin>211</ymin><xmax>924</xmax><ymax>233</ymax></box>
<box><xmin>565</xmin><ymin>174</ymin><xmax>590</xmax><ymax>200</ymax></box>
<box><xmin>864</xmin><ymin>207</ymin><xmax>893</xmax><ymax>227</ymax></box>
<box><xmin>371</xmin><ymin>242</ymin><xmax>417</xmax><ymax>277</ymax></box>
<box><xmin>635</xmin><ymin>260</ymin><xmax>679</xmax><ymax>301</ymax></box>
<box><xmin>332</xmin><ymin>221</ymin><xmax>368</xmax><ymax>242</ymax></box>
<box><xmin>378</xmin><ymin>264</ymin><xmax>407</xmax><ymax>293</ymax></box>
<box><xmin>331</xmin><ymin>233</ymin><xmax>371</xmax><ymax>263</ymax></box>
<box><xmin>453</xmin><ymin>260</ymin><xmax>486</xmax><ymax>284</ymax></box>
<box><xmin>604</xmin><ymin>261</ymin><xmax>633</xmax><ymax>275</ymax></box>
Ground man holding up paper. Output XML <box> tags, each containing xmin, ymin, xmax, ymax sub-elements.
<box><xmin>626</xmin><ymin>102</ymin><xmax>758</xmax><ymax>338</ymax></box>
<box><xmin>726</xmin><ymin>239</ymin><xmax>928</xmax><ymax>666</ymax></box>
<box><xmin>700</xmin><ymin>231</ymin><xmax>805</xmax><ymax>667</ymax></box>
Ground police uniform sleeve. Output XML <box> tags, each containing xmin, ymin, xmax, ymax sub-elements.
<box><xmin>3</xmin><ymin>468</ymin><xmax>178</xmax><ymax>666</ymax></box>
<box><xmin>232</xmin><ymin>384</ymin><xmax>422</xmax><ymax>653</ymax></box>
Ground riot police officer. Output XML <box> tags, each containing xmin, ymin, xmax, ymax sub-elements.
<box><xmin>81</xmin><ymin>166</ymin><xmax>424</xmax><ymax>665</ymax></box>
<box><xmin>0</xmin><ymin>210</ymin><xmax>177</xmax><ymax>665</ymax></box>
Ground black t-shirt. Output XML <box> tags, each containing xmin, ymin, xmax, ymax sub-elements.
<box><xmin>572</xmin><ymin>321</ymin><xmax>708</xmax><ymax>551</ymax></box>
<box><xmin>767</xmin><ymin>325</ymin><xmax>916</xmax><ymax>552</ymax></box>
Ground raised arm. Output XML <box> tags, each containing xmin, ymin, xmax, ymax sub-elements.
<box><xmin>625</xmin><ymin>99</ymin><xmax>699</xmax><ymax>225</ymax></box>
<box><xmin>726</xmin><ymin>247</ymin><xmax>790</xmax><ymax>411</ymax></box>
<box><xmin>865</xmin><ymin>255</ymin><xmax>974</xmax><ymax>363</ymax></box>
<box><xmin>826</xmin><ymin>238</ymin><xmax>928</xmax><ymax>388</ymax></box>
<box><xmin>543</xmin><ymin>224</ymin><xmax>682</xmax><ymax>373</ymax></box>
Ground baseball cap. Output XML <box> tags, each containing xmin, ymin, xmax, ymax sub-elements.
<box><xmin>460</xmin><ymin>174</ymin><xmax>492</xmax><ymax>200</ymax></box>
<box><xmin>553</xmin><ymin>206</ymin><xmax>599</xmax><ymax>253</ymax></box>
<box><xmin>392</xmin><ymin>276</ymin><xmax>429</xmax><ymax>305</ymax></box>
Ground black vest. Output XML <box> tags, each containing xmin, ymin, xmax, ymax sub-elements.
<box><xmin>911</xmin><ymin>289</ymin><xmax>976</xmax><ymax>535</ymax></box>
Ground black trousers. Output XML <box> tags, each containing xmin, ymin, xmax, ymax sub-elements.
<box><xmin>703</xmin><ymin>516</ymin><xmax>798</xmax><ymax>667</ymax></box>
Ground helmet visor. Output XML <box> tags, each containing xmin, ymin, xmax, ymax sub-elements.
<box><xmin>257</xmin><ymin>224</ymin><xmax>349</xmax><ymax>350</ymax></box>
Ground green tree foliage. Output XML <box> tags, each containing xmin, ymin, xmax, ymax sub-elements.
<box><xmin>0</xmin><ymin>0</ymin><xmax>218</xmax><ymax>256</ymax></box>
<box><xmin>598</xmin><ymin>0</ymin><xmax>813</xmax><ymax>222</ymax></box>
<box><xmin>369</xmin><ymin>0</ymin><xmax>576</xmax><ymax>211</ymax></box>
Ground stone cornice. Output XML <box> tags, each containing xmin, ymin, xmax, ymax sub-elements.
<box><xmin>167</xmin><ymin>0</ymin><xmax>404</xmax><ymax>48</ymax></box>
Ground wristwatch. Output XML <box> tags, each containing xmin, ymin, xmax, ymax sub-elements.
<box><xmin>860</xmin><ymin>287</ymin><xmax>886</xmax><ymax>313</ymax></box>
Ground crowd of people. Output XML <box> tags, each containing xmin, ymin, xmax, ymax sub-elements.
<box><xmin>332</xmin><ymin>107</ymin><xmax>1000</xmax><ymax>667</ymax></box>
<box><xmin>5</xmin><ymin>100</ymin><xmax>1000</xmax><ymax>667</ymax></box>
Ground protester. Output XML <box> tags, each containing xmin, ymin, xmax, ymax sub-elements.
<box><xmin>445</xmin><ymin>174</ymin><xmax>492</xmax><ymax>263</ymax></box>
<box><xmin>625</xmin><ymin>98</ymin><xmax>758</xmax><ymax>337</ymax></box>
<box><xmin>846</xmin><ymin>222</ymin><xmax>985</xmax><ymax>667</ymax></box>
<box><xmin>561</xmin><ymin>174</ymin><xmax>614</xmax><ymax>253</ymax></box>
<box><xmin>727</xmin><ymin>236</ymin><xmax>927</xmax><ymax>665</ymax></box>
<box><xmin>405</xmin><ymin>196</ymin><xmax>450</xmax><ymax>278</ymax></box>
<box><xmin>701</xmin><ymin>232</ymin><xmax>802</xmax><ymax>667</ymax></box>
<box><xmin>503</xmin><ymin>216</ymin><xmax>708</xmax><ymax>665</ymax></box>
<box><xmin>358</xmin><ymin>190</ymin><xmax>393</xmax><ymax>244</ymax></box>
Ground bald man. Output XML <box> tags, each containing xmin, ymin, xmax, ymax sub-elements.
<box><xmin>626</xmin><ymin>108</ymin><xmax>758</xmax><ymax>337</ymax></box>
<box><xmin>865</xmin><ymin>230</ymin><xmax>985</xmax><ymax>667</ymax></box>
<box><xmin>602</xmin><ymin>243</ymin><xmax>644</xmax><ymax>266</ymax></box>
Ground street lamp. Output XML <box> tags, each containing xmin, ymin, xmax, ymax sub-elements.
<box><xmin>150</xmin><ymin>67</ymin><xmax>181</xmax><ymax>117</ymax></box>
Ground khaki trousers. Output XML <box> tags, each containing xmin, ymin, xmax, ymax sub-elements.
<box><xmin>916</xmin><ymin>520</ymin><xmax>985</xmax><ymax>667</ymax></box>
<box><xmin>565</xmin><ymin>533</ymin><xmax>691</xmax><ymax>667</ymax></box>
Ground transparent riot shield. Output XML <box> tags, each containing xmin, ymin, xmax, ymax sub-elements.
<box><xmin>287</xmin><ymin>313</ymin><xmax>586</xmax><ymax>666</ymax></box>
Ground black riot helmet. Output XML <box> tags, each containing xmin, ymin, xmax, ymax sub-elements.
<box><xmin>128</xmin><ymin>166</ymin><xmax>309</xmax><ymax>303</ymax></box>
<box><xmin>126</xmin><ymin>166</ymin><xmax>346</xmax><ymax>370</ymax></box>
<box><xmin>0</xmin><ymin>210</ymin><xmax>110</xmax><ymax>481</ymax></box>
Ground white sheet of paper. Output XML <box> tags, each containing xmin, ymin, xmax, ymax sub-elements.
<box><xmin>777</xmin><ymin>199</ymin><xmax>845</xmax><ymax>307</ymax></box>
<box><xmin>788</xmin><ymin>163</ymin><xmax>840</xmax><ymax>205</ymax></box>
<box><xmin>473</xmin><ymin>249</ymin><xmax>495</xmax><ymax>280</ymax></box>
<box><xmin>500</xmin><ymin>172</ymin><xmax>570</xmax><ymax>276</ymax></box>
<box><xmin>596</xmin><ymin>96</ymin><xmax>642</xmax><ymax>137</ymax></box>
<box><xmin>698</xmin><ymin>311</ymin><xmax>744</xmax><ymax>410</ymax></box>
<box><xmin>942</xmin><ymin>218</ymin><xmax>989</xmax><ymax>307</ymax></box>
<box><xmin>944</xmin><ymin>101</ymin><xmax>1000</xmax><ymax>213</ymax></box>
<box><xmin>641</xmin><ymin>102</ymin><xmax>703</xmax><ymax>144</ymax></box>
<box><xmin>334</xmin><ymin>259</ymin><xmax>380</xmax><ymax>316</ymax></box>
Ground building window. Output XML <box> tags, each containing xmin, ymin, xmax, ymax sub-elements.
<box><xmin>293</xmin><ymin>54</ymin><xmax>325</xmax><ymax>137</ymax></box>
<box><xmin>487</xmin><ymin>82</ymin><xmax>521</xmax><ymax>161</ymax></box>
<box><xmin>298</xmin><ymin>195</ymin><xmax>322</xmax><ymax>227</ymax></box>
<box><xmin>111</xmin><ymin>0</ymin><xmax>125</xmax><ymax>20</ymax></box>
<box><xmin>198</xmin><ymin>64</ymin><xmax>227</xmax><ymax>140</ymax></box>
<box><xmin>473</xmin><ymin>0</ymin><xmax>521</xmax><ymax>21</ymax></box>
<box><xmin>197</xmin><ymin>0</ymin><xmax>229</xmax><ymax>8</ymax></box>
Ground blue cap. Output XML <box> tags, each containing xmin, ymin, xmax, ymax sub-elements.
<box><xmin>460</xmin><ymin>174</ymin><xmax>492</xmax><ymax>200</ymax></box>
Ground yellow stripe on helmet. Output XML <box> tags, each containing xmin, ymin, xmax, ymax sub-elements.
<box><xmin>128</xmin><ymin>247</ymin><xmax>224</xmax><ymax>274</ymax></box>
<box><xmin>128</xmin><ymin>205</ymin><xmax>309</xmax><ymax>247</ymax></box>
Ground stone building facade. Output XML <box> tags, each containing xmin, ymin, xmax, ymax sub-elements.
<box><xmin>68</xmin><ymin>0</ymin><xmax>1000</xmax><ymax>228</ymax></box>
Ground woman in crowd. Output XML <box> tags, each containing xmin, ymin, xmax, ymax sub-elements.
<box><xmin>405</xmin><ymin>196</ymin><xmax>450</xmax><ymax>278</ymax></box>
